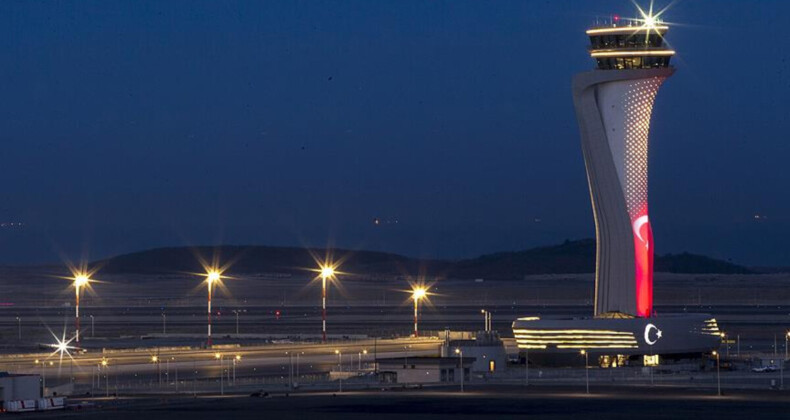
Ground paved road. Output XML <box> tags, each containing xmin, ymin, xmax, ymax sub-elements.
<box><xmin>19</xmin><ymin>385</ymin><xmax>790</xmax><ymax>419</ymax></box>
<box><xmin>1</xmin><ymin>337</ymin><xmax>443</xmax><ymax>390</ymax></box>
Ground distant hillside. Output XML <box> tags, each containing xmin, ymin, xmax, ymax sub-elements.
<box><xmin>446</xmin><ymin>239</ymin><xmax>597</xmax><ymax>279</ymax></box>
<box><xmin>656</xmin><ymin>252</ymin><xmax>753</xmax><ymax>275</ymax></box>
<box><xmin>96</xmin><ymin>240</ymin><xmax>752</xmax><ymax>278</ymax></box>
<box><xmin>448</xmin><ymin>239</ymin><xmax>753</xmax><ymax>279</ymax></box>
<box><xmin>97</xmin><ymin>245</ymin><xmax>447</xmax><ymax>277</ymax></box>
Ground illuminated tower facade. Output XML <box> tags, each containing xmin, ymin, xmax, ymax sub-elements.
<box><xmin>572</xmin><ymin>20</ymin><xmax>674</xmax><ymax>318</ymax></box>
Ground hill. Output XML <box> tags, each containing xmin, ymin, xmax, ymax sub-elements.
<box><xmin>96</xmin><ymin>239</ymin><xmax>752</xmax><ymax>278</ymax></box>
<box><xmin>97</xmin><ymin>245</ymin><xmax>448</xmax><ymax>277</ymax></box>
<box><xmin>448</xmin><ymin>239</ymin><xmax>752</xmax><ymax>279</ymax></box>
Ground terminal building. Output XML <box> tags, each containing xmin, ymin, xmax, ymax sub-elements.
<box><xmin>512</xmin><ymin>15</ymin><xmax>721</xmax><ymax>367</ymax></box>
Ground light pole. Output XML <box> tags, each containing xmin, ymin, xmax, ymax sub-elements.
<box><xmin>90</xmin><ymin>315</ymin><xmax>95</xmax><ymax>337</ymax></box>
<box><xmin>206</xmin><ymin>271</ymin><xmax>221</xmax><ymax>346</ymax></box>
<box><xmin>37</xmin><ymin>360</ymin><xmax>53</xmax><ymax>397</ymax></box>
<box><xmin>358</xmin><ymin>349</ymin><xmax>367</xmax><ymax>370</ymax></box>
<box><xmin>36</xmin><ymin>360</ymin><xmax>44</xmax><ymax>396</ymax></box>
<box><xmin>455</xmin><ymin>348</ymin><xmax>464</xmax><ymax>392</ymax></box>
<box><xmin>16</xmin><ymin>316</ymin><xmax>21</xmax><ymax>341</ymax></box>
<box><xmin>411</xmin><ymin>287</ymin><xmax>427</xmax><ymax>337</ymax></box>
<box><xmin>525</xmin><ymin>347</ymin><xmax>529</xmax><ymax>386</ymax></box>
<box><xmin>481</xmin><ymin>309</ymin><xmax>492</xmax><ymax>332</ymax></box>
<box><xmin>233</xmin><ymin>310</ymin><xmax>245</xmax><ymax>335</ymax></box>
<box><xmin>334</xmin><ymin>349</ymin><xmax>343</xmax><ymax>392</ymax></box>
<box><xmin>215</xmin><ymin>353</ymin><xmax>224</xmax><ymax>395</ymax></box>
<box><xmin>170</xmin><ymin>357</ymin><xmax>178</xmax><ymax>392</ymax></box>
<box><xmin>286</xmin><ymin>351</ymin><xmax>293</xmax><ymax>390</ymax></box>
<box><xmin>581</xmin><ymin>349</ymin><xmax>589</xmax><ymax>394</ymax></box>
<box><xmin>151</xmin><ymin>355</ymin><xmax>161</xmax><ymax>388</ymax></box>
<box><xmin>296</xmin><ymin>352</ymin><xmax>302</xmax><ymax>379</ymax></box>
<box><xmin>320</xmin><ymin>265</ymin><xmax>336</xmax><ymax>343</ymax></box>
<box><xmin>712</xmin><ymin>351</ymin><xmax>721</xmax><ymax>396</ymax></box>
<box><xmin>775</xmin><ymin>334</ymin><xmax>778</xmax><ymax>359</ymax></box>
<box><xmin>233</xmin><ymin>355</ymin><xmax>240</xmax><ymax>386</ymax></box>
<box><xmin>721</xmin><ymin>332</ymin><xmax>728</xmax><ymax>358</ymax></box>
<box><xmin>73</xmin><ymin>273</ymin><xmax>91</xmax><ymax>343</ymax></box>
<box><xmin>162</xmin><ymin>313</ymin><xmax>166</xmax><ymax>335</ymax></box>
<box><xmin>101</xmin><ymin>358</ymin><xmax>109</xmax><ymax>397</ymax></box>
<box><xmin>782</xmin><ymin>331</ymin><xmax>788</xmax><ymax>390</ymax></box>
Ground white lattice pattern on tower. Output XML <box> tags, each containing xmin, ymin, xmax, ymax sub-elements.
<box><xmin>622</xmin><ymin>77</ymin><xmax>665</xmax><ymax>219</ymax></box>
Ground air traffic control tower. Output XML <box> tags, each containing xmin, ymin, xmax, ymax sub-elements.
<box><xmin>512</xmin><ymin>14</ymin><xmax>721</xmax><ymax>367</ymax></box>
<box><xmin>573</xmin><ymin>19</ymin><xmax>675</xmax><ymax>318</ymax></box>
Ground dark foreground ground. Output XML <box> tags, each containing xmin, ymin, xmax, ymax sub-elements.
<box><xmin>25</xmin><ymin>385</ymin><xmax>790</xmax><ymax>420</ymax></box>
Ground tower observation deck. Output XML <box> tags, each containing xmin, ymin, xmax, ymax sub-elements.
<box><xmin>572</xmin><ymin>19</ymin><xmax>675</xmax><ymax>318</ymax></box>
<box><xmin>586</xmin><ymin>23</ymin><xmax>674</xmax><ymax>70</ymax></box>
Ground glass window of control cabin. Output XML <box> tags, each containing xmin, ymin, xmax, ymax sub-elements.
<box><xmin>629</xmin><ymin>34</ymin><xmax>647</xmax><ymax>48</ymax></box>
<box><xmin>616</xmin><ymin>57</ymin><xmax>625</xmax><ymax>69</ymax></box>
<box><xmin>590</xmin><ymin>36</ymin><xmax>601</xmax><ymax>49</ymax></box>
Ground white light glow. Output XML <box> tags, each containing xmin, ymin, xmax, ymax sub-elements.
<box><xmin>207</xmin><ymin>271</ymin><xmax>221</xmax><ymax>283</ymax></box>
<box><xmin>589</xmin><ymin>50</ymin><xmax>675</xmax><ymax>58</ymax></box>
<box><xmin>320</xmin><ymin>266</ymin><xmax>335</xmax><ymax>279</ymax></box>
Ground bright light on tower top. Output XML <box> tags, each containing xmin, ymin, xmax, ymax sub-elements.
<box><xmin>412</xmin><ymin>287</ymin><xmax>427</xmax><ymax>300</ymax></box>
<box><xmin>585</xmin><ymin>2</ymin><xmax>672</xmax><ymax>34</ymax></box>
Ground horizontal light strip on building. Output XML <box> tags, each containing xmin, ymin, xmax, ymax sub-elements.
<box><xmin>513</xmin><ymin>329</ymin><xmax>634</xmax><ymax>335</ymax></box>
<box><xmin>516</xmin><ymin>338</ymin><xmax>637</xmax><ymax>342</ymax></box>
<box><xmin>515</xmin><ymin>335</ymin><xmax>636</xmax><ymax>339</ymax></box>
<box><xmin>590</xmin><ymin>50</ymin><xmax>675</xmax><ymax>58</ymax></box>
<box><xmin>557</xmin><ymin>345</ymin><xmax>638</xmax><ymax>349</ymax></box>
<box><xmin>586</xmin><ymin>26</ymin><xmax>669</xmax><ymax>35</ymax></box>
<box><xmin>519</xmin><ymin>341</ymin><xmax>637</xmax><ymax>348</ymax></box>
